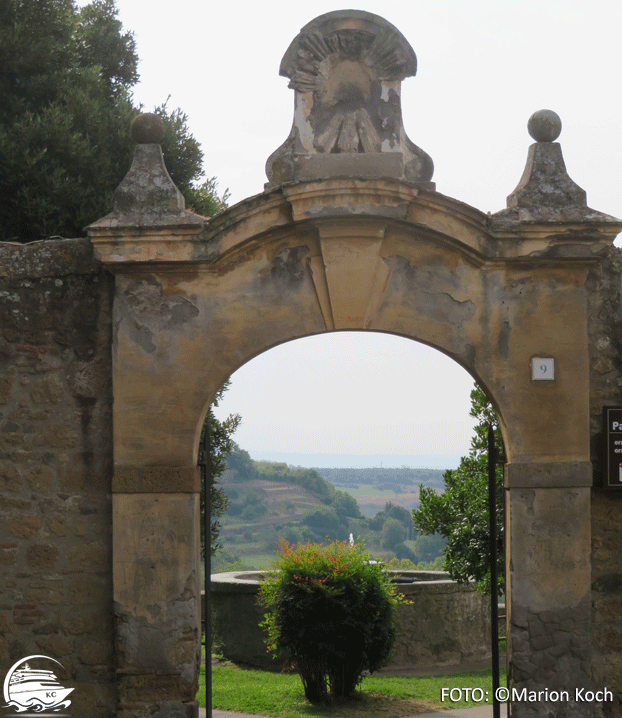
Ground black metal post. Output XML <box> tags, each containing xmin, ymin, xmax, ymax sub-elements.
<box><xmin>200</xmin><ymin>421</ymin><xmax>212</xmax><ymax>718</ymax></box>
<box><xmin>488</xmin><ymin>423</ymin><xmax>501</xmax><ymax>718</ymax></box>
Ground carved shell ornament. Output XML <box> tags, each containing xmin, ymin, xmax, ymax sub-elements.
<box><xmin>287</xmin><ymin>27</ymin><xmax>416</xmax><ymax>93</ymax></box>
<box><xmin>292</xmin><ymin>29</ymin><xmax>410</xmax><ymax>155</ymax></box>
<box><xmin>265</xmin><ymin>11</ymin><xmax>434</xmax><ymax>188</ymax></box>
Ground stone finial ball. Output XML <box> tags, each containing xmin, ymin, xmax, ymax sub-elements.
<box><xmin>130</xmin><ymin>113</ymin><xmax>165</xmax><ymax>144</ymax></box>
<box><xmin>528</xmin><ymin>109</ymin><xmax>562</xmax><ymax>142</ymax></box>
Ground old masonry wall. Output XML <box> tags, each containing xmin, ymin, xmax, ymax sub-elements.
<box><xmin>588</xmin><ymin>245</ymin><xmax>622</xmax><ymax>718</ymax></box>
<box><xmin>0</xmin><ymin>238</ymin><xmax>115</xmax><ymax>717</ymax></box>
<box><xmin>2</xmin><ymin>237</ymin><xmax>622</xmax><ymax>718</ymax></box>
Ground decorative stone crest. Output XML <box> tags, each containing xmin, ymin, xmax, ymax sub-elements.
<box><xmin>265</xmin><ymin>11</ymin><xmax>435</xmax><ymax>189</ymax></box>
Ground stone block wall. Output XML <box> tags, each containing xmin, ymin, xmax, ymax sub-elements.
<box><xmin>0</xmin><ymin>238</ymin><xmax>115</xmax><ymax>717</ymax></box>
<box><xmin>210</xmin><ymin>571</ymin><xmax>491</xmax><ymax>672</ymax></box>
<box><xmin>390</xmin><ymin>577</ymin><xmax>492</xmax><ymax>670</ymax></box>
<box><xmin>587</xmin><ymin>245</ymin><xmax>622</xmax><ymax>718</ymax></box>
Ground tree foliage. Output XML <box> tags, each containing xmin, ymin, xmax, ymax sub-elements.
<box><xmin>225</xmin><ymin>443</ymin><xmax>256</xmax><ymax>478</ymax></box>
<box><xmin>300</xmin><ymin>507</ymin><xmax>345</xmax><ymax>542</ymax></box>
<box><xmin>0</xmin><ymin>0</ymin><xmax>227</xmax><ymax>242</ymax></box>
<box><xmin>200</xmin><ymin>380</ymin><xmax>240</xmax><ymax>558</ymax></box>
<box><xmin>381</xmin><ymin>518</ymin><xmax>406</xmax><ymax>549</ymax></box>
<box><xmin>412</xmin><ymin>385</ymin><xmax>504</xmax><ymax>595</ymax></box>
<box><xmin>331</xmin><ymin>491</ymin><xmax>360</xmax><ymax>520</ymax></box>
<box><xmin>75</xmin><ymin>0</ymin><xmax>139</xmax><ymax>93</ymax></box>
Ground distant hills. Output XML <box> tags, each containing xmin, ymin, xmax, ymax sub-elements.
<box><xmin>311</xmin><ymin>466</ymin><xmax>445</xmax><ymax>490</ymax></box>
<box><xmin>309</xmin><ymin>466</ymin><xmax>444</xmax><ymax>518</ymax></box>
<box><xmin>248</xmin><ymin>451</ymin><xmax>462</xmax><ymax>470</ymax></box>
<box><xmin>213</xmin><ymin>445</ymin><xmax>446</xmax><ymax>572</ymax></box>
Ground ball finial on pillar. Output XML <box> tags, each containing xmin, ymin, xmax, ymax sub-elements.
<box><xmin>527</xmin><ymin>109</ymin><xmax>562</xmax><ymax>143</ymax></box>
<box><xmin>130</xmin><ymin>113</ymin><xmax>165</xmax><ymax>144</ymax></box>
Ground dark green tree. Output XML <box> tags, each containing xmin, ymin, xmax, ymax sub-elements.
<box><xmin>0</xmin><ymin>0</ymin><xmax>227</xmax><ymax>243</ymax></box>
<box><xmin>200</xmin><ymin>380</ymin><xmax>241</xmax><ymax>559</ymax></box>
<box><xmin>301</xmin><ymin>507</ymin><xmax>347</xmax><ymax>542</ymax></box>
<box><xmin>393</xmin><ymin>541</ymin><xmax>417</xmax><ymax>562</ymax></box>
<box><xmin>225</xmin><ymin>442</ymin><xmax>257</xmax><ymax>479</ymax></box>
<box><xmin>381</xmin><ymin>518</ymin><xmax>406</xmax><ymax>550</ymax></box>
<box><xmin>411</xmin><ymin>532</ymin><xmax>445</xmax><ymax>563</ymax></box>
<box><xmin>332</xmin><ymin>490</ymin><xmax>361</xmax><ymax>520</ymax></box>
<box><xmin>412</xmin><ymin>384</ymin><xmax>504</xmax><ymax>595</ymax></box>
<box><xmin>75</xmin><ymin>0</ymin><xmax>139</xmax><ymax>93</ymax></box>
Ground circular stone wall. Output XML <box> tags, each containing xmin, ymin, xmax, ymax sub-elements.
<box><xmin>209</xmin><ymin>571</ymin><xmax>492</xmax><ymax>672</ymax></box>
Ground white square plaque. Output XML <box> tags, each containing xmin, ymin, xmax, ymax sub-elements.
<box><xmin>532</xmin><ymin>357</ymin><xmax>555</xmax><ymax>381</ymax></box>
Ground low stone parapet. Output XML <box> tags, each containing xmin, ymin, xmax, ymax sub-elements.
<box><xmin>208</xmin><ymin>571</ymin><xmax>492</xmax><ymax>672</ymax></box>
<box><xmin>389</xmin><ymin>572</ymin><xmax>492</xmax><ymax>670</ymax></box>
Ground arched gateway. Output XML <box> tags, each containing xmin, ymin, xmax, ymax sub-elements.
<box><xmin>85</xmin><ymin>11</ymin><xmax>621</xmax><ymax>718</ymax></box>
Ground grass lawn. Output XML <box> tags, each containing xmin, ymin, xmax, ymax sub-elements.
<box><xmin>198</xmin><ymin>659</ymin><xmax>507</xmax><ymax>718</ymax></box>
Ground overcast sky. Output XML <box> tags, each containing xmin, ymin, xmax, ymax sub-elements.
<box><xmin>102</xmin><ymin>1</ymin><xmax>622</xmax><ymax>468</ymax></box>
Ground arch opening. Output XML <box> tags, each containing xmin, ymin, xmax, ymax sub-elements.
<box><xmin>201</xmin><ymin>330</ymin><xmax>505</xmax><ymax>679</ymax></box>
<box><xmin>196</xmin><ymin>330</ymin><xmax>510</xmax><ymax>472</ymax></box>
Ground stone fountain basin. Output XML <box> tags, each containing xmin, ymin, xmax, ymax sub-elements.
<box><xmin>208</xmin><ymin>570</ymin><xmax>492</xmax><ymax>672</ymax></box>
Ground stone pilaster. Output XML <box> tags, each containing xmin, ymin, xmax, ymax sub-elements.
<box><xmin>506</xmin><ymin>463</ymin><xmax>593</xmax><ymax>718</ymax></box>
<box><xmin>113</xmin><ymin>484</ymin><xmax>200</xmax><ymax>718</ymax></box>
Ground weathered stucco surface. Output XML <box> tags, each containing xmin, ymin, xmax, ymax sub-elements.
<box><xmin>92</xmin><ymin>151</ymin><xmax>622</xmax><ymax>717</ymax></box>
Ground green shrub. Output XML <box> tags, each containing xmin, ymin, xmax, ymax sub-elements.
<box><xmin>259</xmin><ymin>539</ymin><xmax>402</xmax><ymax>703</ymax></box>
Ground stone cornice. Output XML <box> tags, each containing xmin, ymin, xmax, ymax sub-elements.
<box><xmin>89</xmin><ymin>177</ymin><xmax>621</xmax><ymax>269</ymax></box>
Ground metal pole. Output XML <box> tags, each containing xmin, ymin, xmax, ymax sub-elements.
<box><xmin>488</xmin><ymin>423</ymin><xmax>500</xmax><ymax>718</ymax></box>
<box><xmin>200</xmin><ymin>418</ymin><xmax>212</xmax><ymax>718</ymax></box>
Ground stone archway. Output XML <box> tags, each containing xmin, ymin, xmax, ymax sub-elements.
<box><xmin>88</xmin><ymin>11</ymin><xmax>620</xmax><ymax>718</ymax></box>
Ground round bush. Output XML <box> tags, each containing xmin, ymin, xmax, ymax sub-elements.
<box><xmin>259</xmin><ymin>539</ymin><xmax>401</xmax><ymax>703</ymax></box>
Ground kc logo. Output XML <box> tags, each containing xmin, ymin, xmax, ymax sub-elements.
<box><xmin>2</xmin><ymin>655</ymin><xmax>74</xmax><ymax>713</ymax></box>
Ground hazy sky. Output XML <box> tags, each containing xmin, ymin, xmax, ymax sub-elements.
<box><xmin>100</xmin><ymin>1</ymin><xmax>622</xmax><ymax>467</ymax></box>
<box><xmin>212</xmin><ymin>332</ymin><xmax>478</xmax><ymax>468</ymax></box>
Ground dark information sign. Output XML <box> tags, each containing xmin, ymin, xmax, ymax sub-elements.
<box><xmin>604</xmin><ymin>407</ymin><xmax>622</xmax><ymax>488</ymax></box>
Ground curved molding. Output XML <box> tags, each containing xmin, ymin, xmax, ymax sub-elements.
<box><xmin>279</xmin><ymin>10</ymin><xmax>418</xmax><ymax>87</ymax></box>
<box><xmin>91</xmin><ymin>178</ymin><xmax>620</xmax><ymax>267</ymax></box>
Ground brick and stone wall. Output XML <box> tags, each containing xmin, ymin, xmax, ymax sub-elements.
<box><xmin>1</xmin><ymin>232</ymin><xmax>622</xmax><ymax>718</ymax></box>
<box><xmin>0</xmin><ymin>238</ymin><xmax>115</xmax><ymax>717</ymax></box>
<box><xmin>587</xmin><ymin>245</ymin><xmax>622</xmax><ymax>718</ymax></box>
